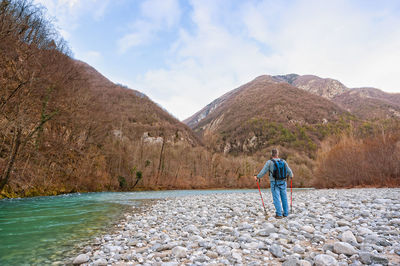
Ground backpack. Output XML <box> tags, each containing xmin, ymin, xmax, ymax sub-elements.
<box><xmin>271</xmin><ymin>159</ymin><xmax>287</xmax><ymax>180</ymax></box>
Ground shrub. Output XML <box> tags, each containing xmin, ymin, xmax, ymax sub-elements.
<box><xmin>313</xmin><ymin>132</ymin><xmax>400</xmax><ymax>188</ymax></box>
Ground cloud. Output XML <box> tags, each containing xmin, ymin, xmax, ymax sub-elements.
<box><xmin>131</xmin><ymin>1</ymin><xmax>283</xmax><ymax>120</ymax></box>
<box><xmin>36</xmin><ymin>0</ymin><xmax>400</xmax><ymax>120</ymax></box>
<box><xmin>75</xmin><ymin>50</ymin><xmax>103</xmax><ymax>66</ymax></box>
<box><xmin>129</xmin><ymin>0</ymin><xmax>400</xmax><ymax>120</ymax></box>
<box><xmin>247</xmin><ymin>0</ymin><xmax>400</xmax><ymax>91</ymax></box>
<box><xmin>35</xmin><ymin>0</ymin><xmax>111</xmax><ymax>40</ymax></box>
<box><xmin>117</xmin><ymin>0</ymin><xmax>181</xmax><ymax>53</ymax></box>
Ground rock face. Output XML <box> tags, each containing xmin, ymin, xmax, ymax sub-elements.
<box><xmin>70</xmin><ymin>188</ymin><xmax>400</xmax><ymax>265</ymax></box>
<box><xmin>289</xmin><ymin>75</ymin><xmax>348</xmax><ymax>99</ymax></box>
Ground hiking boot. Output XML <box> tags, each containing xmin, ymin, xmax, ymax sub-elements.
<box><xmin>275</xmin><ymin>215</ymin><xmax>283</xmax><ymax>219</ymax></box>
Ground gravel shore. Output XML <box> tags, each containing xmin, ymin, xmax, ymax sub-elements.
<box><xmin>71</xmin><ymin>188</ymin><xmax>400</xmax><ymax>265</ymax></box>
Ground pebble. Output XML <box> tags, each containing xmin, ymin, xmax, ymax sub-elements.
<box><xmin>302</xmin><ymin>225</ymin><xmax>315</xmax><ymax>234</ymax></box>
<box><xmin>93</xmin><ymin>258</ymin><xmax>107</xmax><ymax>266</ymax></box>
<box><xmin>341</xmin><ymin>230</ymin><xmax>357</xmax><ymax>244</ymax></box>
<box><xmin>370</xmin><ymin>254</ymin><xmax>389</xmax><ymax>266</ymax></box>
<box><xmin>293</xmin><ymin>244</ymin><xmax>305</xmax><ymax>254</ymax></box>
<box><xmin>314</xmin><ymin>254</ymin><xmax>338</xmax><ymax>266</ymax></box>
<box><xmin>333</xmin><ymin>242</ymin><xmax>357</xmax><ymax>256</ymax></box>
<box><xmin>270</xmin><ymin>243</ymin><xmax>284</xmax><ymax>258</ymax></box>
<box><xmin>171</xmin><ymin>246</ymin><xmax>187</xmax><ymax>258</ymax></box>
<box><xmin>72</xmin><ymin>254</ymin><xmax>89</xmax><ymax>265</ymax></box>
<box><xmin>283</xmin><ymin>257</ymin><xmax>301</xmax><ymax>266</ymax></box>
<box><xmin>69</xmin><ymin>188</ymin><xmax>399</xmax><ymax>265</ymax></box>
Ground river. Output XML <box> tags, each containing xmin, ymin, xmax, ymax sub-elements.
<box><xmin>0</xmin><ymin>189</ymin><xmax>261</xmax><ymax>265</ymax></box>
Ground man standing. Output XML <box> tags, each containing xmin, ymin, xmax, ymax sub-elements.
<box><xmin>254</xmin><ymin>148</ymin><xmax>294</xmax><ymax>219</ymax></box>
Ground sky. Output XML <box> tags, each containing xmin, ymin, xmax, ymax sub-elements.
<box><xmin>35</xmin><ymin>0</ymin><xmax>400</xmax><ymax>120</ymax></box>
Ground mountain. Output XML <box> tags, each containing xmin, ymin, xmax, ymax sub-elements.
<box><xmin>74</xmin><ymin>60</ymin><xmax>200</xmax><ymax>144</ymax></box>
<box><xmin>185</xmin><ymin>75</ymin><xmax>348</xmax><ymax>157</ymax></box>
<box><xmin>185</xmin><ymin>74</ymin><xmax>351</xmax><ymax>130</ymax></box>
<box><xmin>333</xmin><ymin>87</ymin><xmax>400</xmax><ymax>120</ymax></box>
<box><xmin>272</xmin><ymin>74</ymin><xmax>400</xmax><ymax>120</ymax></box>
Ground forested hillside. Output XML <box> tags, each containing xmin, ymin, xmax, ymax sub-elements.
<box><xmin>0</xmin><ymin>0</ymin><xmax>257</xmax><ymax>198</ymax></box>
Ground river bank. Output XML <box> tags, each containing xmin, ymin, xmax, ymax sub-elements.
<box><xmin>0</xmin><ymin>190</ymin><xmax>262</xmax><ymax>265</ymax></box>
<box><xmin>70</xmin><ymin>188</ymin><xmax>400</xmax><ymax>265</ymax></box>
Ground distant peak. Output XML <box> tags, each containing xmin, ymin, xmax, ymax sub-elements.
<box><xmin>272</xmin><ymin>74</ymin><xmax>300</xmax><ymax>84</ymax></box>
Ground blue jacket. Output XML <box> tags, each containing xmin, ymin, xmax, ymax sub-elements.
<box><xmin>256</xmin><ymin>158</ymin><xmax>293</xmax><ymax>182</ymax></box>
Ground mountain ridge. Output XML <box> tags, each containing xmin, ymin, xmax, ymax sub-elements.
<box><xmin>184</xmin><ymin>73</ymin><xmax>400</xmax><ymax>126</ymax></box>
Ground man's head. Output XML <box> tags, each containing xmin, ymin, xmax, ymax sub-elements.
<box><xmin>271</xmin><ymin>148</ymin><xmax>279</xmax><ymax>158</ymax></box>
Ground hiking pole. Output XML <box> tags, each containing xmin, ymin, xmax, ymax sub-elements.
<box><xmin>290</xmin><ymin>177</ymin><xmax>293</xmax><ymax>214</ymax></box>
<box><xmin>256</xmin><ymin>179</ymin><xmax>268</xmax><ymax>217</ymax></box>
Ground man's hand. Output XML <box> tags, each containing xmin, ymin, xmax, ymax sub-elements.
<box><xmin>254</xmin><ymin>175</ymin><xmax>259</xmax><ymax>181</ymax></box>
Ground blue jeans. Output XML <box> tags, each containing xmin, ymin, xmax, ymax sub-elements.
<box><xmin>270</xmin><ymin>180</ymin><xmax>289</xmax><ymax>216</ymax></box>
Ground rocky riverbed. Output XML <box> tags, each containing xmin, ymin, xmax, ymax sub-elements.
<box><xmin>71</xmin><ymin>188</ymin><xmax>400</xmax><ymax>265</ymax></box>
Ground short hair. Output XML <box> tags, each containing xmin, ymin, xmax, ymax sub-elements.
<box><xmin>271</xmin><ymin>148</ymin><xmax>279</xmax><ymax>157</ymax></box>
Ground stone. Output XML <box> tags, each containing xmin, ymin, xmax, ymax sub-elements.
<box><xmin>377</xmin><ymin>239</ymin><xmax>392</xmax><ymax>247</ymax></box>
<box><xmin>257</xmin><ymin>223</ymin><xmax>277</xmax><ymax>236</ymax></box>
<box><xmin>301</xmin><ymin>225</ymin><xmax>315</xmax><ymax>234</ymax></box>
<box><xmin>216</xmin><ymin>245</ymin><xmax>231</xmax><ymax>256</ymax></box>
<box><xmin>105</xmin><ymin>245</ymin><xmax>122</xmax><ymax>253</ymax></box>
<box><xmin>199</xmin><ymin>241</ymin><xmax>213</xmax><ymax>249</ymax></box>
<box><xmin>342</xmin><ymin>231</ymin><xmax>357</xmax><ymax>244</ymax></box>
<box><xmin>244</xmin><ymin>242</ymin><xmax>259</xmax><ymax>249</ymax></box>
<box><xmin>93</xmin><ymin>258</ymin><xmax>108</xmax><ymax>266</ymax></box>
<box><xmin>314</xmin><ymin>254</ymin><xmax>338</xmax><ymax>266</ymax></box>
<box><xmin>358</xmin><ymin>252</ymin><xmax>372</xmax><ymax>264</ymax></box>
<box><xmin>161</xmin><ymin>263</ymin><xmax>178</xmax><ymax>266</ymax></box>
<box><xmin>323</xmin><ymin>244</ymin><xmax>334</xmax><ymax>252</ymax></box>
<box><xmin>374</xmin><ymin>198</ymin><xmax>391</xmax><ymax>204</ymax></box>
<box><xmin>171</xmin><ymin>246</ymin><xmax>187</xmax><ymax>258</ymax></box>
<box><xmin>390</xmin><ymin>218</ymin><xmax>400</xmax><ymax>225</ymax></box>
<box><xmin>299</xmin><ymin>260</ymin><xmax>312</xmax><ymax>266</ymax></box>
<box><xmin>312</xmin><ymin>234</ymin><xmax>326</xmax><ymax>243</ymax></box>
<box><xmin>337</xmin><ymin>220</ymin><xmax>351</xmax><ymax>227</ymax></box>
<box><xmin>269</xmin><ymin>244</ymin><xmax>283</xmax><ymax>258</ymax></box>
<box><xmin>72</xmin><ymin>254</ymin><xmax>89</xmax><ymax>265</ymax></box>
<box><xmin>363</xmin><ymin>234</ymin><xmax>381</xmax><ymax>245</ymax></box>
<box><xmin>282</xmin><ymin>258</ymin><xmax>301</xmax><ymax>266</ymax></box>
<box><xmin>370</xmin><ymin>255</ymin><xmax>388</xmax><ymax>266</ymax></box>
<box><xmin>270</xmin><ymin>233</ymin><xmax>279</xmax><ymax>239</ymax></box>
<box><xmin>333</xmin><ymin>242</ymin><xmax>357</xmax><ymax>256</ymax></box>
<box><xmin>221</xmin><ymin>226</ymin><xmax>234</xmax><ymax>233</ymax></box>
<box><xmin>231</xmin><ymin>251</ymin><xmax>242</xmax><ymax>261</ymax></box>
<box><xmin>206</xmin><ymin>251</ymin><xmax>218</xmax><ymax>259</ymax></box>
<box><xmin>293</xmin><ymin>244</ymin><xmax>305</xmax><ymax>254</ymax></box>
<box><xmin>183</xmin><ymin>224</ymin><xmax>199</xmax><ymax>234</ymax></box>
<box><xmin>327</xmin><ymin>250</ymin><xmax>339</xmax><ymax>258</ymax></box>
<box><xmin>357</xmin><ymin>227</ymin><xmax>373</xmax><ymax>236</ymax></box>
<box><xmin>193</xmin><ymin>255</ymin><xmax>208</xmax><ymax>263</ymax></box>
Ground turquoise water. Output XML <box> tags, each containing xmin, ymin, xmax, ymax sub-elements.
<box><xmin>0</xmin><ymin>189</ymin><xmax>258</xmax><ymax>265</ymax></box>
